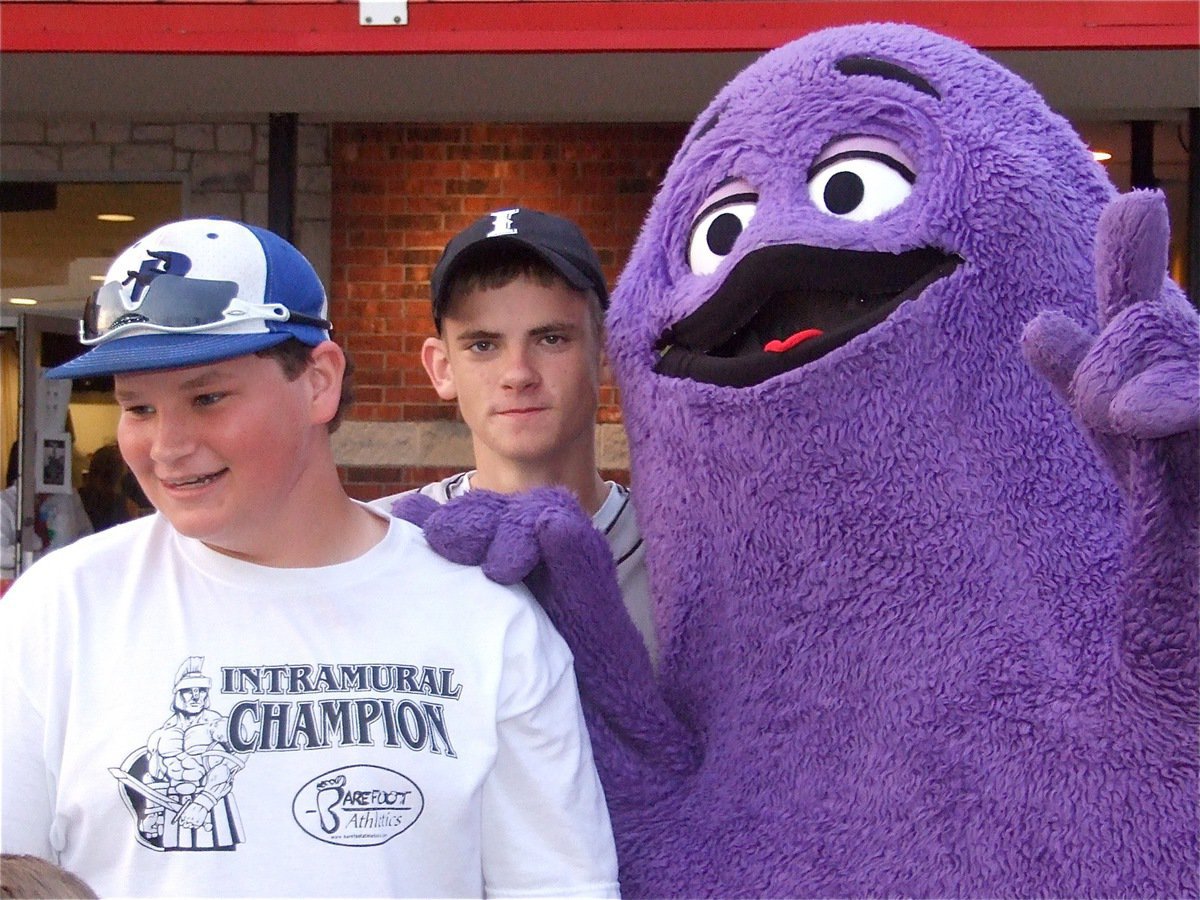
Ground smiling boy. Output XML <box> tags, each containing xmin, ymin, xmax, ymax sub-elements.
<box><xmin>373</xmin><ymin>209</ymin><xmax>657</xmax><ymax>667</ymax></box>
<box><xmin>0</xmin><ymin>218</ymin><xmax>619</xmax><ymax>898</ymax></box>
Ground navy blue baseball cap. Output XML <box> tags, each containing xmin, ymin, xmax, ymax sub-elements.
<box><xmin>46</xmin><ymin>218</ymin><xmax>332</xmax><ymax>380</ymax></box>
<box><xmin>430</xmin><ymin>208</ymin><xmax>609</xmax><ymax>328</ymax></box>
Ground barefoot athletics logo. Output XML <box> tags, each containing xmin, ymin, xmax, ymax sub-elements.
<box><xmin>293</xmin><ymin>765</ymin><xmax>425</xmax><ymax>846</ymax></box>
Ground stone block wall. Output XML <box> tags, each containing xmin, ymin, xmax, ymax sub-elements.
<box><xmin>0</xmin><ymin>117</ymin><xmax>332</xmax><ymax>286</ymax></box>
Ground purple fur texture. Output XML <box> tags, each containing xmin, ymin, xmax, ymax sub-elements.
<box><xmin>587</xmin><ymin>23</ymin><xmax>1197</xmax><ymax>898</ymax></box>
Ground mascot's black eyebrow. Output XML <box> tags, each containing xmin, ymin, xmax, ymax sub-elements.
<box><xmin>835</xmin><ymin>55</ymin><xmax>941</xmax><ymax>99</ymax></box>
<box><xmin>683</xmin><ymin>103</ymin><xmax>725</xmax><ymax>153</ymax></box>
<box><xmin>680</xmin><ymin>55</ymin><xmax>936</xmax><ymax>161</ymax></box>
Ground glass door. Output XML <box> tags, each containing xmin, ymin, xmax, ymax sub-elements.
<box><xmin>12</xmin><ymin>313</ymin><xmax>89</xmax><ymax>576</ymax></box>
<box><xmin>1</xmin><ymin>179</ymin><xmax>182</xmax><ymax>582</ymax></box>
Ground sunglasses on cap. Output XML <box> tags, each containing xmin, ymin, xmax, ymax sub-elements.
<box><xmin>80</xmin><ymin>274</ymin><xmax>333</xmax><ymax>345</ymax></box>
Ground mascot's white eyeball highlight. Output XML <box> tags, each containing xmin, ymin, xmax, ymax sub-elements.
<box><xmin>688</xmin><ymin>178</ymin><xmax>758</xmax><ymax>275</ymax></box>
<box><xmin>808</xmin><ymin>136</ymin><xmax>916</xmax><ymax>221</ymax></box>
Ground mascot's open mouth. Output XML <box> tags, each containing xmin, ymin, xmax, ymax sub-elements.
<box><xmin>654</xmin><ymin>245</ymin><xmax>961</xmax><ymax>388</ymax></box>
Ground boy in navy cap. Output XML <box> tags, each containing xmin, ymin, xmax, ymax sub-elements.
<box><xmin>0</xmin><ymin>218</ymin><xmax>619</xmax><ymax>898</ymax></box>
<box><xmin>373</xmin><ymin>208</ymin><xmax>657</xmax><ymax>668</ymax></box>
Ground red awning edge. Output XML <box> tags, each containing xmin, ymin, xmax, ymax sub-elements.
<box><xmin>2</xmin><ymin>1</ymin><xmax>1198</xmax><ymax>55</ymax></box>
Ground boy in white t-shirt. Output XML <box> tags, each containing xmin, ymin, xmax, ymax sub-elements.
<box><xmin>371</xmin><ymin>208</ymin><xmax>657</xmax><ymax>668</ymax></box>
<box><xmin>0</xmin><ymin>218</ymin><xmax>619</xmax><ymax>899</ymax></box>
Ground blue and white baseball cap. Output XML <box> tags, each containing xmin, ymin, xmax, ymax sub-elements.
<box><xmin>46</xmin><ymin>218</ymin><xmax>332</xmax><ymax>379</ymax></box>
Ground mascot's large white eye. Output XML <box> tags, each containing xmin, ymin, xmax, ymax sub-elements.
<box><xmin>687</xmin><ymin>179</ymin><xmax>759</xmax><ymax>276</ymax></box>
<box><xmin>807</xmin><ymin>137</ymin><xmax>915</xmax><ymax>221</ymax></box>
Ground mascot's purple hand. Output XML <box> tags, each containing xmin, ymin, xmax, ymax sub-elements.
<box><xmin>1027</xmin><ymin>190</ymin><xmax>1198</xmax><ymax>686</ymax></box>
<box><xmin>395</xmin><ymin>490</ymin><xmax>531</xmax><ymax>576</ymax></box>
<box><xmin>1111</xmin><ymin>360</ymin><xmax>1199</xmax><ymax>438</ymax></box>
<box><xmin>398</xmin><ymin>489</ymin><xmax>592</xmax><ymax>586</ymax></box>
<box><xmin>394</xmin><ymin>489</ymin><xmax>574</xmax><ymax>585</ymax></box>
<box><xmin>1024</xmin><ymin>191</ymin><xmax>1200</xmax><ymax>479</ymax></box>
<box><xmin>1079</xmin><ymin>190</ymin><xmax>1199</xmax><ymax>438</ymax></box>
<box><xmin>391</xmin><ymin>492</ymin><xmax>438</xmax><ymax>529</ymax></box>
<box><xmin>477</xmin><ymin>488</ymin><xmax>563</xmax><ymax>584</ymax></box>
<box><xmin>410</xmin><ymin>488</ymin><xmax>572</xmax><ymax>584</ymax></box>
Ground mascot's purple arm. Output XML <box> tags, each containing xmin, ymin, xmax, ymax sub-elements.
<box><xmin>397</xmin><ymin>487</ymin><xmax>701</xmax><ymax>798</ymax></box>
<box><xmin>398</xmin><ymin>23</ymin><xmax>1198</xmax><ymax>898</ymax></box>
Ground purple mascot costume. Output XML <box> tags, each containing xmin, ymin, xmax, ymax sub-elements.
<box><xmin>404</xmin><ymin>23</ymin><xmax>1198</xmax><ymax>897</ymax></box>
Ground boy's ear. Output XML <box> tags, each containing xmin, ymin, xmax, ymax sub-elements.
<box><xmin>306</xmin><ymin>341</ymin><xmax>346</xmax><ymax>427</ymax></box>
<box><xmin>421</xmin><ymin>336</ymin><xmax>458</xmax><ymax>401</ymax></box>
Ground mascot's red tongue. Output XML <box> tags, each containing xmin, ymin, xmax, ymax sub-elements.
<box><xmin>764</xmin><ymin>328</ymin><xmax>824</xmax><ymax>353</ymax></box>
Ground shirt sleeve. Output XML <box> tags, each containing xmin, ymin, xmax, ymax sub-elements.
<box><xmin>481</xmin><ymin>600</ymin><xmax>620</xmax><ymax>898</ymax></box>
<box><xmin>1</xmin><ymin>576</ymin><xmax>60</xmax><ymax>860</ymax></box>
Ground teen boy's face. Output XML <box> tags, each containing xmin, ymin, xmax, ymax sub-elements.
<box><xmin>114</xmin><ymin>352</ymin><xmax>327</xmax><ymax>561</ymax></box>
<box><xmin>425</xmin><ymin>276</ymin><xmax>603</xmax><ymax>476</ymax></box>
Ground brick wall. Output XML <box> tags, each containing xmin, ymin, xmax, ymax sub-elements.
<box><xmin>330</xmin><ymin>122</ymin><xmax>688</xmax><ymax>499</ymax></box>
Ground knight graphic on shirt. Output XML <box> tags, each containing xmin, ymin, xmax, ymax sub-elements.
<box><xmin>112</xmin><ymin>657</ymin><xmax>247</xmax><ymax>852</ymax></box>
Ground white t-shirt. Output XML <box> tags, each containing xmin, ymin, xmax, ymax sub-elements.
<box><xmin>1</xmin><ymin>509</ymin><xmax>619</xmax><ymax>898</ymax></box>
<box><xmin>373</xmin><ymin>476</ymin><xmax>658</xmax><ymax>669</ymax></box>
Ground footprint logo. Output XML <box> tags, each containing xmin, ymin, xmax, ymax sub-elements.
<box><xmin>294</xmin><ymin>766</ymin><xmax>424</xmax><ymax>847</ymax></box>
<box><xmin>314</xmin><ymin>775</ymin><xmax>346</xmax><ymax>834</ymax></box>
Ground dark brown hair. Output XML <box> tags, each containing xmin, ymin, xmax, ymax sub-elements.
<box><xmin>442</xmin><ymin>243</ymin><xmax>603</xmax><ymax>338</ymax></box>
<box><xmin>255</xmin><ymin>339</ymin><xmax>355</xmax><ymax>433</ymax></box>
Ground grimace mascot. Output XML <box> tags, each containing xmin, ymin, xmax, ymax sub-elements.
<box><xmin>401</xmin><ymin>23</ymin><xmax>1199</xmax><ymax>898</ymax></box>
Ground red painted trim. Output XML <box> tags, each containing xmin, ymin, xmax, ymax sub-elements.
<box><xmin>2</xmin><ymin>1</ymin><xmax>1196</xmax><ymax>54</ymax></box>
